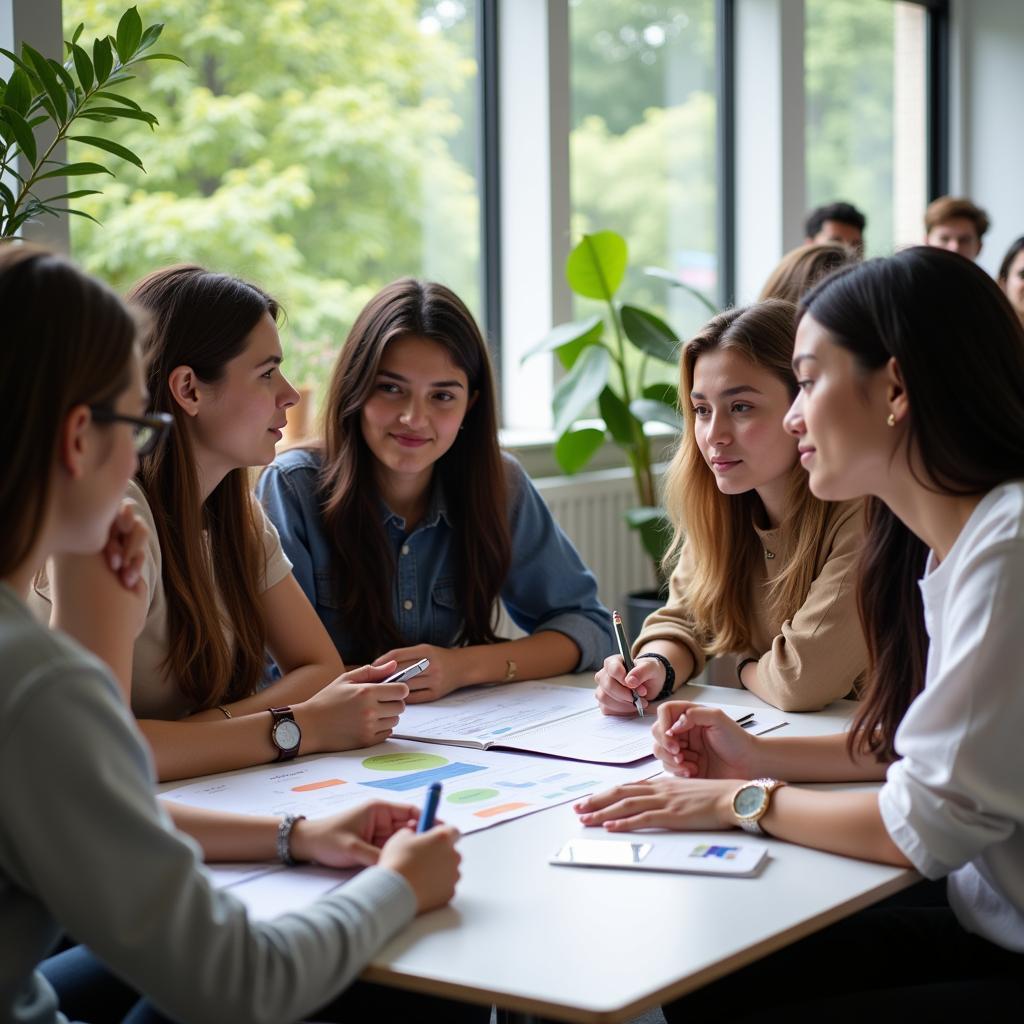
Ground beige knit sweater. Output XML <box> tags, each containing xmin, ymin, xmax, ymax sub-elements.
<box><xmin>633</xmin><ymin>500</ymin><xmax>868</xmax><ymax>711</ymax></box>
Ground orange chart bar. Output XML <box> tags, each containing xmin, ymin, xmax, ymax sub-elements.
<box><xmin>292</xmin><ymin>778</ymin><xmax>347</xmax><ymax>793</ymax></box>
<box><xmin>474</xmin><ymin>802</ymin><xmax>530</xmax><ymax>818</ymax></box>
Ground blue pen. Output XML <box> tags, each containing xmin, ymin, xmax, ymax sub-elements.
<box><xmin>417</xmin><ymin>781</ymin><xmax>442</xmax><ymax>833</ymax></box>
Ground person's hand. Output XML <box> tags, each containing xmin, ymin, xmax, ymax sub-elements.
<box><xmin>594</xmin><ymin>654</ymin><xmax>661</xmax><ymax>716</ymax></box>
<box><xmin>573</xmin><ymin>777</ymin><xmax>738</xmax><ymax>832</ymax></box>
<box><xmin>653</xmin><ymin>701</ymin><xmax>759</xmax><ymax>779</ymax></box>
<box><xmin>102</xmin><ymin>500</ymin><xmax>148</xmax><ymax>596</ymax></box>
<box><xmin>297</xmin><ymin>662</ymin><xmax>409</xmax><ymax>751</ymax></box>
<box><xmin>288</xmin><ymin>800</ymin><xmax>420</xmax><ymax>868</ymax></box>
<box><xmin>373</xmin><ymin>644</ymin><xmax>463</xmax><ymax>704</ymax></box>
<box><xmin>378</xmin><ymin>824</ymin><xmax>462</xmax><ymax>913</ymax></box>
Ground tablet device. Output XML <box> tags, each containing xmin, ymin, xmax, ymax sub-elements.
<box><xmin>550</xmin><ymin>837</ymin><xmax>769</xmax><ymax>876</ymax></box>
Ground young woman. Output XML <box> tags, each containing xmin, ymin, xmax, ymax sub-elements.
<box><xmin>577</xmin><ymin>247</ymin><xmax>1024</xmax><ymax>1013</ymax></box>
<box><xmin>595</xmin><ymin>299</ymin><xmax>867</xmax><ymax>714</ymax></box>
<box><xmin>30</xmin><ymin>265</ymin><xmax>408</xmax><ymax>781</ymax></box>
<box><xmin>258</xmin><ymin>278</ymin><xmax>611</xmax><ymax>702</ymax></box>
<box><xmin>758</xmin><ymin>241</ymin><xmax>858</xmax><ymax>305</ymax></box>
<box><xmin>997</xmin><ymin>234</ymin><xmax>1024</xmax><ymax>322</ymax></box>
<box><xmin>0</xmin><ymin>245</ymin><xmax>468</xmax><ymax>1024</ymax></box>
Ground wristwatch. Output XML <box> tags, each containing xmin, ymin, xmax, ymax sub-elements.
<box><xmin>731</xmin><ymin>778</ymin><xmax>786</xmax><ymax>835</ymax></box>
<box><xmin>269</xmin><ymin>706</ymin><xmax>301</xmax><ymax>761</ymax></box>
<box><xmin>635</xmin><ymin>652</ymin><xmax>676</xmax><ymax>700</ymax></box>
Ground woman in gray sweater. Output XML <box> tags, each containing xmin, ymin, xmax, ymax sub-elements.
<box><xmin>0</xmin><ymin>245</ymin><xmax>475</xmax><ymax>1024</ymax></box>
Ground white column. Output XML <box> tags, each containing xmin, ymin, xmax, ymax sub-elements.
<box><xmin>892</xmin><ymin>2</ymin><xmax>927</xmax><ymax>250</ymax></box>
<box><xmin>2</xmin><ymin>0</ymin><xmax>69</xmax><ymax>250</ymax></box>
<box><xmin>498</xmin><ymin>0</ymin><xmax>571</xmax><ymax>433</ymax></box>
<box><xmin>733</xmin><ymin>0</ymin><xmax>806</xmax><ymax>303</ymax></box>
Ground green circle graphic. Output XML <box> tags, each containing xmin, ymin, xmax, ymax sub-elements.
<box><xmin>361</xmin><ymin>752</ymin><xmax>449</xmax><ymax>772</ymax></box>
<box><xmin>447</xmin><ymin>788</ymin><xmax>500</xmax><ymax>804</ymax></box>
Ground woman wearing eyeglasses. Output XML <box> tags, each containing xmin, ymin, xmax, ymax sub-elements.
<box><xmin>31</xmin><ymin>266</ymin><xmax>410</xmax><ymax>782</ymax></box>
<box><xmin>1</xmin><ymin>244</ymin><xmax>481</xmax><ymax>1024</ymax></box>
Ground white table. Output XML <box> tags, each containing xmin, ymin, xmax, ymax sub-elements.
<box><xmin>358</xmin><ymin>679</ymin><xmax>916</xmax><ymax>1022</ymax></box>
<box><xmin>165</xmin><ymin>678</ymin><xmax>917</xmax><ymax>1023</ymax></box>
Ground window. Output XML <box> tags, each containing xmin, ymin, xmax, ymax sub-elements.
<box><xmin>569</xmin><ymin>0</ymin><xmax>718</xmax><ymax>337</ymax></box>
<box><xmin>805</xmin><ymin>0</ymin><xmax>927</xmax><ymax>256</ymax></box>
<box><xmin>62</xmin><ymin>0</ymin><xmax>481</xmax><ymax>417</ymax></box>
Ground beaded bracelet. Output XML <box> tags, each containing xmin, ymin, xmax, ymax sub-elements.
<box><xmin>277</xmin><ymin>814</ymin><xmax>306</xmax><ymax>866</ymax></box>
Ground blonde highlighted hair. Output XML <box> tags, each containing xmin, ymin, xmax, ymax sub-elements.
<box><xmin>661</xmin><ymin>300</ymin><xmax>831</xmax><ymax>655</ymax></box>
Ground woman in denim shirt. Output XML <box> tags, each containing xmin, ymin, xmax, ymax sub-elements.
<box><xmin>258</xmin><ymin>279</ymin><xmax>612</xmax><ymax>701</ymax></box>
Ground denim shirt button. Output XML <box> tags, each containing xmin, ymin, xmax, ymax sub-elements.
<box><xmin>401</xmin><ymin>545</ymin><xmax>410</xmax><ymax>556</ymax></box>
<box><xmin>403</xmin><ymin>599</ymin><xmax>414</xmax><ymax>611</ymax></box>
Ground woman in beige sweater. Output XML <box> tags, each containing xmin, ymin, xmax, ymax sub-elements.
<box><xmin>596</xmin><ymin>300</ymin><xmax>867</xmax><ymax>713</ymax></box>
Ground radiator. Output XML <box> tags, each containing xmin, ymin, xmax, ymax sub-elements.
<box><xmin>534</xmin><ymin>467</ymin><xmax>658</xmax><ymax>609</ymax></box>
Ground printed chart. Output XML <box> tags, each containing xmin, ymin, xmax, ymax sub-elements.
<box><xmin>161</xmin><ymin>740</ymin><xmax>660</xmax><ymax>836</ymax></box>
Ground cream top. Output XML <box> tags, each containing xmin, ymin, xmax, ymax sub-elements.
<box><xmin>634</xmin><ymin>499</ymin><xmax>867</xmax><ymax>711</ymax></box>
<box><xmin>879</xmin><ymin>481</ymin><xmax>1024</xmax><ymax>952</ymax></box>
<box><xmin>30</xmin><ymin>479</ymin><xmax>292</xmax><ymax>720</ymax></box>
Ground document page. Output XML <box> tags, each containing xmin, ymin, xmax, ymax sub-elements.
<box><xmin>393</xmin><ymin>681</ymin><xmax>596</xmax><ymax>748</ymax></box>
<box><xmin>392</xmin><ymin>682</ymin><xmax>788</xmax><ymax>764</ymax></box>
<box><xmin>509</xmin><ymin>701</ymin><xmax>788</xmax><ymax>763</ymax></box>
<box><xmin>161</xmin><ymin>738</ymin><xmax>658</xmax><ymax>836</ymax></box>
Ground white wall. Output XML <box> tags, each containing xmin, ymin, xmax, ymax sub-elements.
<box><xmin>950</xmin><ymin>0</ymin><xmax>1024</xmax><ymax>277</ymax></box>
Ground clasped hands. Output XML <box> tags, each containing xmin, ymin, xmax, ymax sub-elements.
<box><xmin>575</xmin><ymin>700</ymin><xmax>762</xmax><ymax>832</ymax></box>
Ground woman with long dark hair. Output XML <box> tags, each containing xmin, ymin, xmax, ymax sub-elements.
<box><xmin>258</xmin><ymin>278</ymin><xmax>610</xmax><ymax>701</ymax></box>
<box><xmin>577</xmin><ymin>247</ymin><xmax>1024</xmax><ymax>1013</ymax></box>
<box><xmin>32</xmin><ymin>265</ymin><xmax>409</xmax><ymax>781</ymax></box>
<box><xmin>0</xmin><ymin>245</ymin><xmax>467</xmax><ymax>1024</ymax></box>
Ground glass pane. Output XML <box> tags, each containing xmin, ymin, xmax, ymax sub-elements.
<box><xmin>570</xmin><ymin>0</ymin><xmax>718</xmax><ymax>341</ymax></box>
<box><xmin>62</xmin><ymin>1</ymin><xmax>481</xmax><ymax>415</ymax></box>
<box><xmin>805</xmin><ymin>0</ymin><xmax>927</xmax><ymax>257</ymax></box>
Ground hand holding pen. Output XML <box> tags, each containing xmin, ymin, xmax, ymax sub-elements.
<box><xmin>611</xmin><ymin>610</ymin><xmax>644</xmax><ymax>719</ymax></box>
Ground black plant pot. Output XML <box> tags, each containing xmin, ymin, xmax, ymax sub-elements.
<box><xmin>623</xmin><ymin>589</ymin><xmax>666</xmax><ymax>644</ymax></box>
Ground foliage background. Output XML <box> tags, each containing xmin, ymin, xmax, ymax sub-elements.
<box><xmin>64</xmin><ymin>0</ymin><xmax>900</xmax><ymax>405</ymax></box>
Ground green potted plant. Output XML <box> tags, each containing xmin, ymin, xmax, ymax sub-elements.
<box><xmin>0</xmin><ymin>6</ymin><xmax>181</xmax><ymax>238</ymax></box>
<box><xmin>524</xmin><ymin>230</ymin><xmax>688</xmax><ymax>636</ymax></box>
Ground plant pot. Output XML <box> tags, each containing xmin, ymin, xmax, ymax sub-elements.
<box><xmin>623</xmin><ymin>589</ymin><xmax>666</xmax><ymax>645</ymax></box>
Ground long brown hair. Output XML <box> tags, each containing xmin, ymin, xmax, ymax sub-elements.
<box><xmin>1</xmin><ymin>245</ymin><xmax>138</xmax><ymax>576</ymax></box>
<box><xmin>317</xmin><ymin>278</ymin><xmax>510</xmax><ymax>663</ymax></box>
<box><xmin>661</xmin><ymin>300</ymin><xmax>832</xmax><ymax>654</ymax></box>
<box><xmin>128</xmin><ymin>266</ymin><xmax>279</xmax><ymax>710</ymax></box>
<box><xmin>801</xmin><ymin>247</ymin><xmax>1024</xmax><ymax>761</ymax></box>
<box><xmin>759</xmin><ymin>242</ymin><xmax>858</xmax><ymax>305</ymax></box>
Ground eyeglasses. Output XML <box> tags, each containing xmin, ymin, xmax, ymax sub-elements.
<box><xmin>89</xmin><ymin>407</ymin><xmax>173</xmax><ymax>456</ymax></box>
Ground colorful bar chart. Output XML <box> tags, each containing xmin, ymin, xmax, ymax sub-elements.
<box><xmin>363</xmin><ymin>761</ymin><xmax>486</xmax><ymax>793</ymax></box>
<box><xmin>291</xmin><ymin>778</ymin><xmax>346</xmax><ymax>793</ymax></box>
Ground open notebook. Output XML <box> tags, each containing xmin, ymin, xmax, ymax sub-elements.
<box><xmin>393</xmin><ymin>681</ymin><xmax>788</xmax><ymax>765</ymax></box>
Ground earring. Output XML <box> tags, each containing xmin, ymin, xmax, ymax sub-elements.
<box><xmin>886</xmin><ymin>413</ymin><xmax>896</xmax><ymax>427</ymax></box>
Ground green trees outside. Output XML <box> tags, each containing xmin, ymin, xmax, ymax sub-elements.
<box><xmin>63</xmin><ymin>0</ymin><xmax>480</xmax><ymax>389</ymax></box>
<box><xmin>805</xmin><ymin>0</ymin><xmax>897</xmax><ymax>257</ymax></box>
<box><xmin>61</xmin><ymin>0</ymin><xmax>904</xmax><ymax>402</ymax></box>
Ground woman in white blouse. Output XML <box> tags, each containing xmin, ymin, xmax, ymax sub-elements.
<box><xmin>576</xmin><ymin>246</ymin><xmax>1024</xmax><ymax>1015</ymax></box>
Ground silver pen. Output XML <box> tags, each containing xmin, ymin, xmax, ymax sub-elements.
<box><xmin>612</xmin><ymin>610</ymin><xmax>643</xmax><ymax>718</ymax></box>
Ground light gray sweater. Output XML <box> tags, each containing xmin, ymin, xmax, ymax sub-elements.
<box><xmin>0</xmin><ymin>583</ymin><xmax>416</xmax><ymax>1024</ymax></box>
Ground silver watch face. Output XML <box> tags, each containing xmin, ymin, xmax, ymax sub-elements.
<box><xmin>734</xmin><ymin>784</ymin><xmax>766</xmax><ymax>818</ymax></box>
<box><xmin>273</xmin><ymin>718</ymin><xmax>301</xmax><ymax>751</ymax></box>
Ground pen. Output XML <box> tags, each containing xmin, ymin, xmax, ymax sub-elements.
<box><xmin>611</xmin><ymin>610</ymin><xmax>643</xmax><ymax>718</ymax></box>
<box><xmin>417</xmin><ymin>781</ymin><xmax>442</xmax><ymax>833</ymax></box>
<box><xmin>381</xmin><ymin>657</ymin><xmax>430</xmax><ymax>686</ymax></box>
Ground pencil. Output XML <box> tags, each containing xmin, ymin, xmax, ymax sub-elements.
<box><xmin>612</xmin><ymin>610</ymin><xmax>643</xmax><ymax>718</ymax></box>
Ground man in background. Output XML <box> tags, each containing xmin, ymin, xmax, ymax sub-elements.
<box><xmin>924</xmin><ymin>196</ymin><xmax>990</xmax><ymax>261</ymax></box>
<box><xmin>804</xmin><ymin>201</ymin><xmax>866</xmax><ymax>257</ymax></box>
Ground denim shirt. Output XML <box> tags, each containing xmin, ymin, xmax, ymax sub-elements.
<box><xmin>257</xmin><ymin>449</ymin><xmax>612</xmax><ymax>670</ymax></box>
